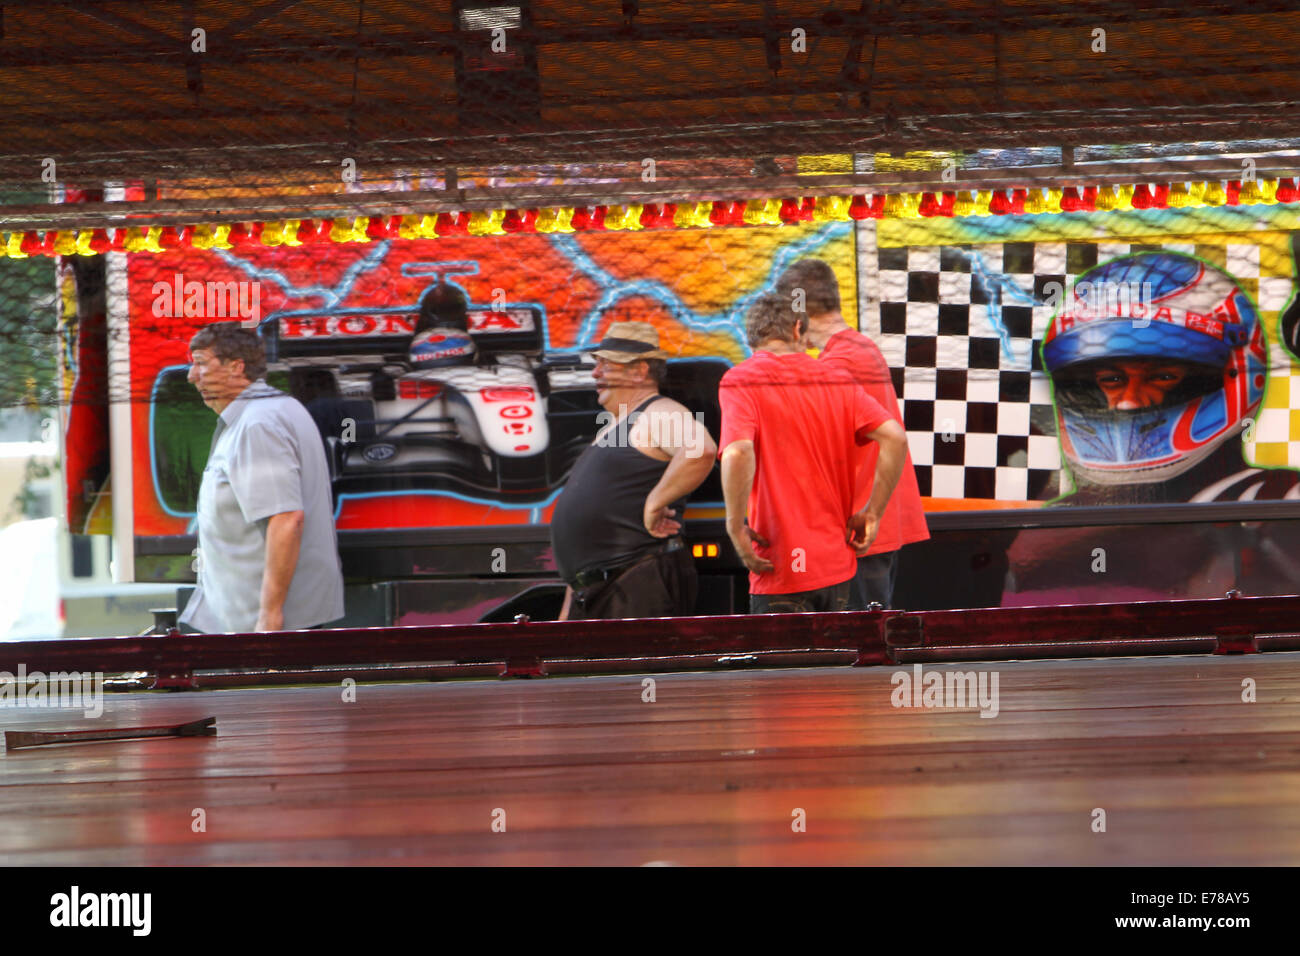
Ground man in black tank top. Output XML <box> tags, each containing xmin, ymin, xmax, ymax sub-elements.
<box><xmin>551</xmin><ymin>321</ymin><xmax>717</xmax><ymax>619</ymax></box>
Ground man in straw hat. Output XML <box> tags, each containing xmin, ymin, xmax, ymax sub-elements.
<box><xmin>551</xmin><ymin>320</ymin><xmax>717</xmax><ymax>620</ymax></box>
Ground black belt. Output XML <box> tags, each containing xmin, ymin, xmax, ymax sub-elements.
<box><xmin>571</xmin><ymin>538</ymin><xmax>685</xmax><ymax>590</ymax></box>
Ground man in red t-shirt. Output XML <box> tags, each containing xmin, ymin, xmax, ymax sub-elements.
<box><xmin>776</xmin><ymin>259</ymin><xmax>929</xmax><ymax>608</ymax></box>
<box><xmin>718</xmin><ymin>294</ymin><xmax>908</xmax><ymax>613</ymax></box>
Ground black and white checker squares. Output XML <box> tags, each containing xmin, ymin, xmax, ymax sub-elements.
<box><xmin>866</xmin><ymin>240</ymin><xmax>1147</xmax><ymax>502</ymax></box>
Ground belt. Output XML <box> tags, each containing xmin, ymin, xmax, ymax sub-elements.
<box><xmin>571</xmin><ymin>538</ymin><xmax>684</xmax><ymax>590</ymax></box>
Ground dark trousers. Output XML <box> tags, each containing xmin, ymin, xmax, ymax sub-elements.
<box><xmin>571</xmin><ymin>547</ymin><xmax>698</xmax><ymax>620</ymax></box>
<box><xmin>749</xmin><ymin>580</ymin><xmax>851</xmax><ymax>614</ymax></box>
<box><xmin>848</xmin><ymin>550</ymin><xmax>899</xmax><ymax>610</ymax></box>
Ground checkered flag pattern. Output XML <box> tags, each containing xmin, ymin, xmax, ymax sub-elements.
<box><xmin>866</xmin><ymin>240</ymin><xmax>1076</xmax><ymax>501</ymax></box>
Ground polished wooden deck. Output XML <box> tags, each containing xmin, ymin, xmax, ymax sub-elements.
<box><xmin>3</xmin><ymin>652</ymin><xmax>1300</xmax><ymax>865</ymax></box>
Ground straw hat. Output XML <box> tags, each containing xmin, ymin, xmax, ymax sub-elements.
<box><xmin>587</xmin><ymin>321</ymin><xmax>670</xmax><ymax>362</ymax></box>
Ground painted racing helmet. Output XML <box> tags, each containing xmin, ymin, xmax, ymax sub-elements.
<box><xmin>1042</xmin><ymin>252</ymin><xmax>1267</xmax><ymax>485</ymax></box>
<box><xmin>410</xmin><ymin>326</ymin><xmax>478</xmax><ymax>368</ymax></box>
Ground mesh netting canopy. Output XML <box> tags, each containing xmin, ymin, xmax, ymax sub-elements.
<box><xmin>3</xmin><ymin>0</ymin><xmax>1300</xmax><ymax>196</ymax></box>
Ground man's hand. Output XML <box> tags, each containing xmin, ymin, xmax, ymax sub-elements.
<box><xmin>644</xmin><ymin>500</ymin><xmax>682</xmax><ymax>537</ymax></box>
<box><xmin>255</xmin><ymin>607</ymin><xmax>285</xmax><ymax>632</ymax></box>
<box><xmin>847</xmin><ymin>510</ymin><xmax>881</xmax><ymax>556</ymax></box>
<box><xmin>730</xmin><ymin>524</ymin><xmax>774</xmax><ymax>574</ymax></box>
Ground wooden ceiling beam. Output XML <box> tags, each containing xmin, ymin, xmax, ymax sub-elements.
<box><xmin>12</xmin><ymin>1</ymin><xmax>1300</xmax><ymax>68</ymax></box>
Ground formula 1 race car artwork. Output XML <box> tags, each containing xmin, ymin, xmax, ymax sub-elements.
<box><xmin>259</xmin><ymin>261</ymin><xmax>725</xmax><ymax>506</ymax></box>
<box><xmin>137</xmin><ymin>229</ymin><xmax>831</xmax><ymax>534</ymax></box>
<box><xmin>256</xmin><ymin>261</ymin><xmax>597</xmax><ymax>503</ymax></box>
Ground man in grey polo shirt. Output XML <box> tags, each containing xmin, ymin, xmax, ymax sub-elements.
<box><xmin>179</xmin><ymin>322</ymin><xmax>344</xmax><ymax>633</ymax></box>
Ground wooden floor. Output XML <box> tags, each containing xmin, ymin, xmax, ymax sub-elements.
<box><xmin>3</xmin><ymin>652</ymin><xmax>1300</xmax><ymax>865</ymax></box>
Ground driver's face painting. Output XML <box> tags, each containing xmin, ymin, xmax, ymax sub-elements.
<box><xmin>1093</xmin><ymin>360</ymin><xmax>1190</xmax><ymax>410</ymax></box>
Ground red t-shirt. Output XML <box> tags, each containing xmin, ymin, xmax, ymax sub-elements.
<box><xmin>819</xmin><ymin>328</ymin><xmax>930</xmax><ymax>554</ymax></box>
<box><xmin>718</xmin><ymin>350</ymin><xmax>891</xmax><ymax>594</ymax></box>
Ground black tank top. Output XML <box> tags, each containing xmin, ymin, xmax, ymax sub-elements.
<box><xmin>551</xmin><ymin>395</ymin><xmax>687</xmax><ymax>582</ymax></box>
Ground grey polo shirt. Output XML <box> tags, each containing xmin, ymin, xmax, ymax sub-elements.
<box><xmin>180</xmin><ymin>379</ymin><xmax>345</xmax><ymax>633</ymax></box>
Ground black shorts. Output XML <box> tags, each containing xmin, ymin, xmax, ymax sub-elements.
<box><xmin>571</xmin><ymin>547</ymin><xmax>698</xmax><ymax>620</ymax></box>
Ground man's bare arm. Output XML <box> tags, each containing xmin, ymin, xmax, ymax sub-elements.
<box><xmin>847</xmin><ymin>420</ymin><xmax>907</xmax><ymax>554</ymax></box>
<box><xmin>258</xmin><ymin>509</ymin><xmax>304</xmax><ymax>631</ymax></box>
<box><xmin>643</xmin><ymin>407</ymin><xmax>718</xmax><ymax>536</ymax></box>
<box><xmin>720</xmin><ymin>440</ymin><xmax>774</xmax><ymax>574</ymax></box>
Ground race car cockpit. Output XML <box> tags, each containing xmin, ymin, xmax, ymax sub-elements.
<box><xmin>261</xmin><ymin>280</ymin><xmax>602</xmax><ymax>504</ymax></box>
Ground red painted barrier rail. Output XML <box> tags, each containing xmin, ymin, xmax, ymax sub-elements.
<box><xmin>1</xmin><ymin>590</ymin><xmax>1299</xmax><ymax>689</ymax></box>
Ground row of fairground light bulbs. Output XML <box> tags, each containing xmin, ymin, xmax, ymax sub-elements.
<box><xmin>4</xmin><ymin>179</ymin><xmax>1297</xmax><ymax>258</ymax></box>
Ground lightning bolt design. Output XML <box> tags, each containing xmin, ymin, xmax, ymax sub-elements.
<box><xmin>960</xmin><ymin>248</ymin><xmax>1041</xmax><ymax>365</ymax></box>
<box><xmin>549</xmin><ymin>222</ymin><xmax>853</xmax><ymax>356</ymax></box>
<box><xmin>213</xmin><ymin>240</ymin><xmax>392</xmax><ymax>309</ymax></box>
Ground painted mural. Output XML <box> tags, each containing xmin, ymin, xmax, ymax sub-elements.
<box><xmin>56</xmin><ymin>193</ymin><xmax>1300</xmax><ymax>564</ymax></box>
<box><xmin>128</xmin><ymin>222</ymin><xmax>857</xmax><ymax>537</ymax></box>
<box><xmin>31</xmin><ymin>183</ymin><xmax>1300</xmax><ymax>617</ymax></box>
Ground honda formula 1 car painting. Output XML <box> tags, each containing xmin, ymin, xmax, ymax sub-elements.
<box><xmin>259</xmin><ymin>262</ymin><xmax>599</xmax><ymax>504</ymax></box>
<box><xmin>254</xmin><ymin>262</ymin><xmax>724</xmax><ymax>506</ymax></box>
<box><xmin>147</xmin><ymin>260</ymin><xmax>726</xmax><ymax>518</ymax></box>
